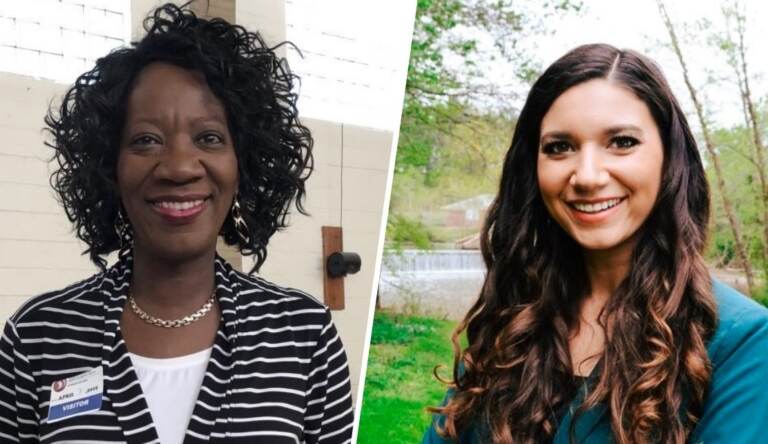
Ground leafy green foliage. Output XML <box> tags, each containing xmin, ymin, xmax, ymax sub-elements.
<box><xmin>398</xmin><ymin>0</ymin><xmax>581</xmax><ymax>175</ymax></box>
<box><xmin>753</xmin><ymin>288</ymin><xmax>768</xmax><ymax>308</ymax></box>
<box><xmin>707</xmin><ymin>121</ymin><xmax>767</xmax><ymax>275</ymax></box>
<box><xmin>390</xmin><ymin>0</ymin><xmax>581</xmax><ymax>248</ymax></box>
<box><xmin>750</xmin><ymin>282</ymin><xmax>768</xmax><ymax>307</ymax></box>
<box><xmin>358</xmin><ymin>312</ymin><xmax>457</xmax><ymax>443</ymax></box>
<box><xmin>386</xmin><ymin>214</ymin><xmax>433</xmax><ymax>250</ymax></box>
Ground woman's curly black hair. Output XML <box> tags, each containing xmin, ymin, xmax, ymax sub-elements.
<box><xmin>45</xmin><ymin>3</ymin><xmax>313</xmax><ymax>273</ymax></box>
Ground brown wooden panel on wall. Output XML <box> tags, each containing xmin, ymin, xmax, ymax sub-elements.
<box><xmin>322</xmin><ymin>226</ymin><xmax>344</xmax><ymax>310</ymax></box>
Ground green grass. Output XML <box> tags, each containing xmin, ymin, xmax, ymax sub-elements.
<box><xmin>358</xmin><ymin>311</ymin><xmax>457</xmax><ymax>444</ymax></box>
<box><xmin>752</xmin><ymin>285</ymin><xmax>768</xmax><ymax>307</ymax></box>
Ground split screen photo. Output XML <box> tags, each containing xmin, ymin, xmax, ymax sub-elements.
<box><xmin>1</xmin><ymin>0</ymin><xmax>768</xmax><ymax>443</ymax></box>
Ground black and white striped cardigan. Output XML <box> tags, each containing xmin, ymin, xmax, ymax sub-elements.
<box><xmin>0</xmin><ymin>253</ymin><xmax>354</xmax><ymax>443</ymax></box>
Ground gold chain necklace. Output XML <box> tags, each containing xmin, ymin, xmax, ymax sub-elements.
<box><xmin>128</xmin><ymin>292</ymin><xmax>216</xmax><ymax>328</ymax></box>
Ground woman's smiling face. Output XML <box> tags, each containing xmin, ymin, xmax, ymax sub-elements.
<box><xmin>117</xmin><ymin>62</ymin><xmax>238</xmax><ymax>262</ymax></box>
<box><xmin>537</xmin><ymin>78</ymin><xmax>664</xmax><ymax>255</ymax></box>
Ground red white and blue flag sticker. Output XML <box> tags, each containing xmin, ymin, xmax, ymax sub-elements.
<box><xmin>47</xmin><ymin>366</ymin><xmax>103</xmax><ymax>423</ymax></box>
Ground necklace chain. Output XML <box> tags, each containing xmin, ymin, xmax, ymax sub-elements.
<box><xmin>128</xmin><ymin>292</ymin><xmax>216</xmax><ymax>328</ymax></box>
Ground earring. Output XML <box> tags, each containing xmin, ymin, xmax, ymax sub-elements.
<box><xmin>116</xmin><ymin>208</ymin><xmax>134</xmax><ymax>250</ymax></box>
<box><xmin>231</xmin><ymin>195</ymin><xmax>251</xmax><ymax>245</ymax></box>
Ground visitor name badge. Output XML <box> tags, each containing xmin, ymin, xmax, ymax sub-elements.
<box><xmin>47</xmin><ymin>366</ymin><xmax>103</xmax><ymax>423</ymax></box>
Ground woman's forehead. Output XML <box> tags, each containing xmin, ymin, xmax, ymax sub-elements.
<box><xmin>124</xmin><ymin>62</ymin><xmax>227</xmax><ymax>122</ymax></box>
<box><xmin>540</xmin><ymin>79</ymin><xmax>657</xmax><ymax>137</ymax></box>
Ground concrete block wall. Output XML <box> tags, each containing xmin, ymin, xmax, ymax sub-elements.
<box><xmin>252</xmin><ymin>118</ymin><xmax>392</xmax><ymax>402</ymax></box>
<box><xmin>235</xmin><ymin>0</ymin><xmax>286</xmax><ymax>57</ymax></box>
<box><xmin>337</xmin><ymin>124</ymin><xmax>392</xmax><ymax>401</ymax></box>
<box><xmin>236</xmin><ymin>0</ymin><xmax>397</xmax><ymax>404</ymax></box>
<box><xmin>0</xmin><ymin>72</ymin><xmax>99</xmax><ymax>320</ymax></box>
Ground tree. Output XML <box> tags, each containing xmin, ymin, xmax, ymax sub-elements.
<box><xmin>657</xmin><ymin>0</ymin><xmax>756</xmax><ymax>294</ymax></box>
<box><xmin>714</xmin><ymin>1</ymin><xmax>768</xmax><ymax>279</ymax></box>
<box><xmin>397</xmin><ymin>0</ymin><xmax>581</xmax><ymax>184</ymax></box>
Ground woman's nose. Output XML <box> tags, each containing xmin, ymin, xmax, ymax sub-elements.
<box><xmin>569</xmin><ymin>147</ymin><xmax>609</xmax><ymax>191</ymax></box>
<box><xmin>153</xmin><ymin>135</ymin><xmax>204</xmax><ymax>184</ymax></box>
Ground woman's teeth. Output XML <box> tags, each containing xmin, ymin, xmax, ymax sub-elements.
<box><xmin>572</xmin><ymin>198</ymin><xmax>622</xmax><ymax>213</ymax></box>
<box><xmin>153</xmin><ymin>200</ymin><xmax>204</xmax><ymax>210</ymax></box>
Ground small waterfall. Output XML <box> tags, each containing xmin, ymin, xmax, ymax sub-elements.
<box><xmin>382</xmin><ymin>249</ymin><xmax>485</xmax><ymax>274</ymax></box>
<box><xmin>379</xmin><ymin>249</ymin><xmax>486</xmax><ymax>318</ymax></box>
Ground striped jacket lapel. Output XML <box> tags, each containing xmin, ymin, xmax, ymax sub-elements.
<box><xmin>100</xmin><ymin>252</ymin><xmax>161</xmax><ymax>443</ymax></box>
<box><xmin>183</xmin><ymin>256</ymin><xmax>237</xmax><ymax>442</ymax></box>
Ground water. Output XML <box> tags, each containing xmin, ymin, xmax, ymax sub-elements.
<box><xmin>379</xmin><ymin>250</ymin><xmax>486</xmax><ymax>319</ymax></box>
<box><xmin>378</xmin><ymin>249</ymin><xmax>754</xmax><ymax>319</ymax></box>
<box><xmin>383</xmin><ymin>249</ymin><xmax>485</xmax><ymax>272</ymax></box>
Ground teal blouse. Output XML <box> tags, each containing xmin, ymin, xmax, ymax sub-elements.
<box><xmin>423</xmin><ymin>280</ymin><xmax>768</xmax><ymax>443</ymax></box>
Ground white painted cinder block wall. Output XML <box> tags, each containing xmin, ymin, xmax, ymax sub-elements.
<box><xmin>0</xmin><ymin>72</ymin><xmax>97</xmax><ymax>320</ymax></box>
<box><xmin>253</xmin><ymin>118</ymin><xmax>392</xmax><ymax>407</ymax></box>
<box><xmin>236</xmin><ymin>0</ymin><xmax>394</xmax><ymax>403</ymax></box>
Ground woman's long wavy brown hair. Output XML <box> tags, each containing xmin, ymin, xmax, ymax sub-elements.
<box><xmin>432</xmin><ymin>44</ymin><xmax>717</xmax><ymax>443</ymax></box>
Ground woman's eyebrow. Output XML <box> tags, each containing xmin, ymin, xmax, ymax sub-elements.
<box><xmin>188</xmin><ymin>116</ymin><xmax>228</xmax><ymax>127</ymax></box>
<box><xmin>540</xmin><ymin>130</ymin><xmax>572</xmax><ymax>141</ymax></box>
<box><xmin>604</xmin><ymin>125</ymin><xmax>642</xmax><ymax>136</ymax></box>
<box><xmin>124</xmin><ymin>114</ymin><xmax>228</xmax><ymax>127</ymax></box>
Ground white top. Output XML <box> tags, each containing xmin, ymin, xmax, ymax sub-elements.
<box><xmin>129</xmin><ymin>348</ymin><xmax>212</xmax><ymax>444</ymax></box>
